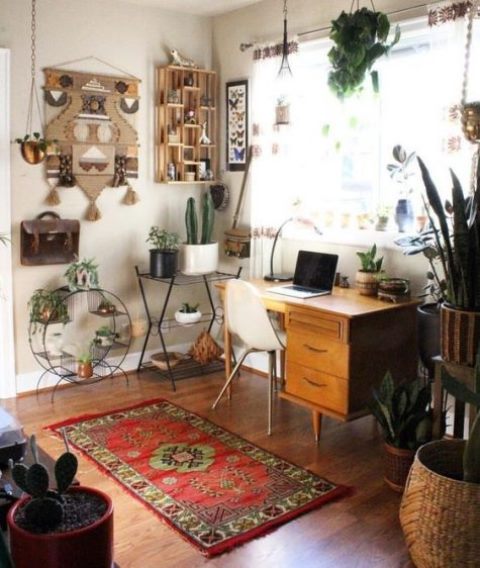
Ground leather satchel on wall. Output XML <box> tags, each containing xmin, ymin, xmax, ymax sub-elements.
<box><xmin>21</xmin><ymin>211</ymin><xmax>80</xmax><ymax>266</ymax></box>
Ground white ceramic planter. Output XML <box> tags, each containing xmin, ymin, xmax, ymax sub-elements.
<box><xmin>174</xmin><ymin>309</ymin><xmax>202</xmax><ymax>326</ymax></box>
<box><xmin>181</xmin><ymin>243</ymin><xmax>218</xmax><ymax>275</ymax></box>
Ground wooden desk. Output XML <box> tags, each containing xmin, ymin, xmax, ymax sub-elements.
<box><xmin>217</xmin><ymin>280</ymin><xmax>419</xmax><ymax>440</ymax></box>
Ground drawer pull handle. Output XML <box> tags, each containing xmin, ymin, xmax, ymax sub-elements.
<box><xmin>303</xmin><ymin>344</ymin><xmax>328</xmax><ymax>354</ymax></box>
<box><xmin>302</xmin><ymin>377</ymin><xmax>327</xmax><ymax>388</ymax></box>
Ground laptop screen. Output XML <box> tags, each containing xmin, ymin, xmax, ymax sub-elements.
<box><xmin>293</xmin><ymin>251</ymin><xmax>339</xmax><ymax>290</ymax></box>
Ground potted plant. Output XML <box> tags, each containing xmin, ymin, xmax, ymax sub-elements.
<box><xmin>375</xmin><ymin>205</ymin><xmax>391</xmax><ymax>231</ymax></box>
<box><xmin>28</xmin><ymin>289</ymin><xmax>69</xmax><ymax>331</ymax></box>
<box><xmin>181</xmin><ymin>193</ymin><xmax>218</xmax><ymax>275</ymax></box>
<box><xmin>64</xmin><ymin>258</ymin><xmax>99</xmax><ymax>292</ymax></box>
<box><xmin>146</xmin><ymin>227</ymin><xmax>180</xmax><ymax>278</ymax></box>
<box><xmin>328</xmin><ymin>7</ymin><xmax>400</xmax><ymax>99</ymax></box>
<box><xmin>97</xmin><ymin>298</ymin><xmax>116</xmax><ymax>315</ymax></box>
<box><xmin>8</xmin><ymin>434</ymin><xmax>113</xmax><ymax>568</ymax></box>
<box><xmin>355</xmin><ymin>243</ymin><xmax>384</xmax><ymax>296</ymax></box>
<box><xmin>76</xmin><ymin>352</ymin><xmax>93</xmax><ymax>379</ymax></box>
<box><xmin>15</xmin><ymin>132</ymin><xmax>55</xmax><ymax>165</ymax></box>
<box><xmin>400</xmin><ymin>361</ymin><xmax>480</xmax><ymax>566</ymax></box>
<box><xmin>275</xmin><ymin>96</ymin><xmax>290</xmax><ymax>125</ymax></box>
<box><xmin>370</xmin><ymin>372</ymin><xmax>433</xmax><ymax>492</ymax></box>
<box><xmin>174</xmin><ymin>302</ymin><xmax>202</xmax><ymax>326</ymax></box>
<box><xmin>387</xmin><ymin>145</ymin><xmax>417</xmax><ymax>233</ymax></box>
<box><xmin>94</xmin><ymin>326</ymin><xmax>115</xmax><ymax>347</ymax></box>
<box><xmin>418</xmin><ymin>157</ymin><xmax>480</xmax><ymax>367</ymax></box>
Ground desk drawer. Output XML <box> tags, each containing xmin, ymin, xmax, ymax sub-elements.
<box><xmin>287</xmin><ymin>307</ymin><xmax>348</xmax><ymax>342</ymax></box>
<box><xmin>286</xmin><ymin>361</ymin><xmax>348</xmax><ymax>414</ymax></box>
<box><xmin>287</xmin><ymin>330</ymin><xmax>349</xmax><ymax>378</ymax></box>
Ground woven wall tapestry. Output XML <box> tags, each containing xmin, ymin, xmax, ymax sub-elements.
<box><xmin>43</xmin><ymin>68</ymin><xmax>141</xmax><ymax>221</ymax></box>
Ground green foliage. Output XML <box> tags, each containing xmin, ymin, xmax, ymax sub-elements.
<box><xmin>11</xmin><ymin>434</ymin><xmax>78</xmax><ymax>531</ymax></box>
<box><xmin>441</xmin><ymin>351</ymin><xmax>480</xmax><ymax>483</ymax></box>
<box><xmin>418</xmin><ymin>157</ymin><xmax>480</xmax><ymax>310</ymax></box>
<box><xmin>14</xmin><ymin>132</ymin><xmax>56</xmax><ymax>152</ymax></box>
<box><xmin>146</xmin><ymin>227</ymin><xmax>180</xmax><ymax>251</ymax></box>
<box><xmin>328</xmin><ymin>8</ymin><xmax>400</xmax><ymax>99</ymax></box>
<box><xmin>185</xmin><ymin>193</ymin><xmax>215</xmax><ymax>245</ymax></box>
<box><xmin>387</xmin><ymin>144</ymin><xmax>416</xmax><ymax>197</ymax></box>
<box><xmin>64</xmin><ymin>257</ymin><xmax>99</xmax><ymax>292</ymax></box>
<box><xmin>77</xmin><ymin>352</ymin><xmax>93</xmax><ymax>364</ymax></box>
<box><xmin>369</xmin><ymin>372</ymin><xmax>433</xmax><ymax>449</ymax></box>
<box><xmin>356</xmin><ymin>243</ymin><xmax>384</xmax><ymax>272</ymax></box>
<box><xmin>95</xmin><ymin>325</ymin><xmax>113</xmax><ymax>337</ymax></box>
<box><xmin>28</xmin><ymin>289</ymin><xmax>69</xmax><ymax>330</ymax></box>
<box><xmin>180</xmin><ymin>302</ymin><xmax>199</xmax><ymax>313</ymax></box>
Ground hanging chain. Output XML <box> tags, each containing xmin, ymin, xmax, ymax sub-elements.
<box><xmin>461</xmin><ymin>0</ymin><xmax>479</xmax><ymax>105</ymax></box>
<box><xmin>283</xmin><ymin>0</ymin><xmax>287</xmax><ymax>17</ymax></box>
<box><xmin>30</xmin><ymin>0</ymin><xmax>36</xmax><ymax>81</ymax></box>
<box><xmin>25</xmin><ymin>0</ymin><xmax>43</xmax><ymax>135</ymax></box>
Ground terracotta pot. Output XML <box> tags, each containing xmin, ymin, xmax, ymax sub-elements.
<box><xmin>384</xmin><ymin>443</ymin><xmax>415</xmax><ymax>493</ymax></box>
<box><xmin>8</xmin><ymin>486</ymin><xmax>114</xmax><ymax>568</ymax></box>
<box><xmin>77</xmin><ymin>361</ymin><xmax>93</xmax><ymax>379</ymax></box>
<box><xmin>461</xmin><ymin>101</ymin><xmax>480</xmax><ymax>143</ymax></box>
<box><xmin>355</xmin><ymin>270</ymin><xmax>380</xmax><ymax>296</ymax></box>
<box><xmin>440</xmin><ymin>303</ymin><xmax>480</xmax><ymax>367</ymax></box>
<box><xmin>400</xmin><ymin>440</ymin><xmax>480</xmax><ymax>567</ymax></box>
<box><xmin>20</xmin><ymin>141</ymin><xmax>46</xmax><ymax>165</ymax></box>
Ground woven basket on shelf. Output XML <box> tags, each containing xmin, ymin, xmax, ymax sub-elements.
<box><xmin>400</xmin><ymin>440</ymin><xmax>480</xmax><ymax>568</ymax></box>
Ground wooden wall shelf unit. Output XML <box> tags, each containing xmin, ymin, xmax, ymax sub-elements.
<box><xmin>155</xmin><ymin>65</ymin><xmax>217</xmax><ymax>184</ymax></box>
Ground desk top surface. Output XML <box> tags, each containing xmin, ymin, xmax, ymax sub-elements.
<box><xmin>216</xmin><ymin>278</ymin><xmax>420</xmax><ymax>318</ymax></box>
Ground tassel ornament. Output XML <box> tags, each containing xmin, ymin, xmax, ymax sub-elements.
<box><xmin>45</xmin><ymin>187</ymin><xmax>61</xmax><ymax>206</ymax></box>
<box><xmin>123</xmin><ymin>185</ymin><xmax>140</xmax><ymax>205</ymax></box>
<box><xmin>86</xmin><ymin>201</ymin><xmax>102</xmax><ymax>222</ymax></box>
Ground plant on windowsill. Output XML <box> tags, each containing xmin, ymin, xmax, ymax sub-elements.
<box><xmin>328</xmin><ymin>7</ymin><xmax>400</xmax><ymax>100</ymax></box>
<box><xmin>146</xmin><ymin>227</ymin><xmax>180</xmax><ymax>278</ymax></box>
<box><xmin>8</xmin><ymin>434</ymin><xmax>113</xmax><ymax>568</ymax></box>
<box><xmin>370</xmin><ymin>372</ymin><xmax>433</xmax><ymax>492</ymax></box>
<box><xmin>355</xmin><ymin>243</ymin><xmax>384</xmax><ymax>296</ymax></box>
<box><xmin>174</xmin><ymin>302</ymin><xmax>202</xmax><ymax>326</ymax></box>
<box><xmin>275</xmin><ymin>95</ymin><xmax>290</xmax><ymax>125</ymax></box>
<box><xmin>400</xmin><ymin>353</ymin><xmax>480</xmax><ymax>566</ymax></box>
<box><xmin>182</xmin><ymin>193</ymin><xmax>218</xmax><ymax>275</ymax></box>
<box><xmin>387</xmin><ymin>145</ymin><xmax>417</xmax><ymax>233</ymax></box>
<box><xmin>375</xmin><ymin>205</ymin><xmax>391</xmax><ymax>231</ymax></box>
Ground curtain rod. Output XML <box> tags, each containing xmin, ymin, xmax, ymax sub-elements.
<box><xmin>239</xmin><ymin>0</ymin><xmax>443</xmax><ymax>51</ymax></box>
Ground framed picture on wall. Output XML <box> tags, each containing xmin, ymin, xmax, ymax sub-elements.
<box><xmin>226</xmin><ymin>79</ymin><xmax>248</xmax><ymax>171</ymax></box>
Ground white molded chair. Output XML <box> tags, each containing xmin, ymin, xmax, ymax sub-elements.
<box><xmin>212</xmin><ymin>279</ymin><xmax>286</xmax><ymax>435</ymax></box>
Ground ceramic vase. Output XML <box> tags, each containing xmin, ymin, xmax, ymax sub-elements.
<box><xmin>394</xmin><ymin>199</ymin><xmax>414</xmax><ymax>233</ymax></box>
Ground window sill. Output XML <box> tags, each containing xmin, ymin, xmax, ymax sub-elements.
<box><xmin>284</xmin><ymin>227</ymin><xmax>409</xmax><ymax>249</ymax></box>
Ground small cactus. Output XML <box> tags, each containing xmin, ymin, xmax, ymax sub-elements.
<box><xmin>11</xmin><ymin>433</ymin><xmax>78</xmax><ymax>530</ymax></box>
<box><xmin>185</xmin><ymin>197</ymin><xmax>198</xmax><ymax>244</ymax></box>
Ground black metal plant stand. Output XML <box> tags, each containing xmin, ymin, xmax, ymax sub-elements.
<box><xmin>135</xmin><ymin>266</ymin><xmax>241</xmax><ymax>391</ymax></box>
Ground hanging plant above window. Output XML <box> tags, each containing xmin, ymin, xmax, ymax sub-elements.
<box><xmin>328</xmin><ymin>6</ymin><xmax>400</xmax><ymax>100</ymax></box>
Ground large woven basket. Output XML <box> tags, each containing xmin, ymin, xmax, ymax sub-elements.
<box><xmin>399</xmin><ymin>440</ymin><xmax>480</xmax><ymax>567</ymax></box>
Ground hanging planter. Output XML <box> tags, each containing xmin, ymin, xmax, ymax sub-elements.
<box><xmin>15</xmin><ymin>133</ymin><xmax>51</xmax><ymax>165</ymax></box>
<box><xmin>461</xmin><ymin>1</ymin><xmax>480</xmax><ymax>142</ymax></box>
<box><xmin>328</xmin><ymin>4</ymin><xmax>400</xmax><ymax>99</ymax></box>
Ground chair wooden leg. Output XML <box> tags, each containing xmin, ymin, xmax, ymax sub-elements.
<box><xmin>312</xmin><ymin>411</ymin><xmax>323</xmax><ymax>444</ymax></box>
<box><xmin>212</xmin><ymin>349</ymin><xmax>251</xmax><ymax>410</ymax></box>
<box><xmin>268</xmin><ymin>351</ymin><xmax>275</xmax><ymax>436</ymax></box>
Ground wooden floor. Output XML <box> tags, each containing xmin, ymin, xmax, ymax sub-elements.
<box><xmin>3</xmin><ymin>370</ymin><xmax>413</xmax><ymax>568</ymax></box>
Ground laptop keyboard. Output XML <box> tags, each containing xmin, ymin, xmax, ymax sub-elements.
<box><xmin>285</xmin><ymin>285</ymin><xmax>324</xmax><ymax>293</ymax></box>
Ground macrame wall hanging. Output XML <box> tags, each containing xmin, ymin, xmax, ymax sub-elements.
<box><xmin>43</xmin><ymin>64</ymin><xmax>141</xmax><ymax>221</ymax></box>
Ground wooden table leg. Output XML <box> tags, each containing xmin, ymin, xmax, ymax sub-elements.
<box><xmin>279</xmin><ymin>313</ymin><xmax>286</xmax><ymax>388</ymax></box>
<box><xmin>433</xmin><ymin>360</ymin><xmax>443</xmax><ymax>439</ymax></box>
<box><xmin>312</xmin><ymin>411</ymin><xmax>322</xmax><ymax>444</ymax></box>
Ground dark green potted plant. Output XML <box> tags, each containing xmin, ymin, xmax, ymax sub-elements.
<box><xmin>146</xmin><ymin>227</ymin><xmax>180</xmax><ymax>278</ymax></box>
<box><xmin>8</xmin><ymin>434</ymin><xmax>113</xmax><ymax>568</ymax></box>
<box><xmin>400</xmin><ymin>357</ymin><xmax>480</xmax><ymax>566</ymax></box>
<box><xmin>28</xmin><ymin>289</ymin><xmax>69</xmax><ymax>331</ymax></box>
<box><xmin>328</xmin><ymin>7</ymin><xmax>400</xmax><ymax>99</ymax></box>
<box><xmin>355</xmin><ymin>243</ymin><xmax>384</xmax><ymax>296</ymax></box>
<box><xmin>370</xmin><ymin>372</ymin><xmax>433</xmax><ymax>492</ymax></box>
<box><xmin>417</xmin><ymin>157</ymin><xmax>480</xmax><ymax>367</ymax></box>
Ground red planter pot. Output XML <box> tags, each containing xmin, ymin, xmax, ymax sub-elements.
<box><xmin>7</xmin><ymin>486</ymin><xmax>113</xmax><ymax>568</ymax></box>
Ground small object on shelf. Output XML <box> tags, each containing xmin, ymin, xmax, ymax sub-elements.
<box><xmin>97</xmin><ymin>298</ymin><xmax>116</xmax><ymax>314</ymax></box>
<box><xmin>199</xmin><ymin>122</ymin><xmax>211</xmax><ymax>145</ymax></box>
<box><xmin>175</xmin><ymin>303</ymin><xmax>202</xmax><ymax>326</ymax></box>
<box><xmin>275</xmin><ymin>96</ymin><xmax>290</xmax><ymax>125</ymax></box>
<box><xmin>169</xmin><ymin>48</ymin><xmax>198</xmax><ymax>69</ymax></box>
<box><xmin>185</xmin><ymin>171</ymin><xmax>196</xmax><ymax>182</ymax></box>
<box><xmin>200</xmin><ymin>95</ymin><xmax>212</xmax><ymax>107</ymax></box>
<box><xmin>151</xmin><ymin>352</ymin><xmax>185</xmax><ymax>370</ymax></box>
<box><xmin>188</xmin><ymin>330</ymin><xmax>223</xmax><ymax>365</ymax></box>
<box><xmin>167</xmin><ymin>89</ymin><xmax>181</xmax><ymax>104</ymax></box>
<box><xmin>94</xmin><ymin>326</ymin><xmax>115</xmax><ymax>347</ymax></box>
<box><xmin>167</xmin><ymin>128</ymin><xmax>180</xmax><ymax>144</ymax></box>
<box><xmin>184</xmin><ymin>74</ymin><xmax>194</xmax><ymax>87</ymax></box>
<box><xmin>184</xmin><ymin>109</ymin><xmax>196</xmax><ymax>124</ymax></box>
<box><xmin>340</xmin><ymin>276</ymin><xmax>350</xmax><ymax>288</ymax></box>
<box><xmin>167</xmin><ymin>162</ymin><xmax>176</xmax><ymax>181</ymax></box>
<box><xmin>64</xmin><ymin>257</ymin><xmax>99</xmax><ymax>292</ymax></box>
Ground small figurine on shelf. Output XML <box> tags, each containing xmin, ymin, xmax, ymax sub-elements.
<box><xmin>168</xmin><ymin>127</ymin><xmax>180</xmax><ymax>144</ymax></box>
<box><xmin>167</xmin><ymin>89</ymin><xmax>180</xmax><ymax>104</ymax></box>
<box><xmin>167</xmin><ymin>162</ymin><xmax>176</xmax><ymax>181</ymax></box>
<box><xmin>184</xmin><ymin>109</ymin><xmax>196</xmax><ymax>124</ymax></box>
<box><xmin>199</xmin><ymin>122</ymin><xmax>212</xmax><ymax>145</ymax></box>
<box><xmin>200</xmin><ymin>95</ymin><xmax>213</xmax><ymax>107</ymax></box>
<box><xmin>170</xmin><ymin>48</ymin><xmax>198</xmax><ymax>69</ymax></box>
<box><xmin>184</xmin><ymin>74</ymin><xmax>194</xmax><ymax>87</ymax></box>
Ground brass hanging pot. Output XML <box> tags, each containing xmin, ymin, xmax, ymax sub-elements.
<box><xmin>461</xmin><ymin>1</ymin><xmax>480</xmax><ymax>142</ymax></box>
<box><xmin>20</xmin><ymin>140</ymin><xmax>46</xmax><ymax>164</ymax></box>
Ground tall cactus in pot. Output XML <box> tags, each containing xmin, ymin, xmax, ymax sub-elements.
<box><xmin>201</xmin><ymin>192</ymin><xmax>215</xmax><ymax>244</ymax></box>
<box><xmin>185</xmin><ymin>197</ymin><xmax>198</xmax><ymax>245</ymax></box>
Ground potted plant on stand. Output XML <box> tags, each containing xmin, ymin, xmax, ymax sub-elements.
<box><xmin>355</xmin><ymin>243</ymin><xmax>384</xmax><ymax>296</ymax></box>
<box><xmin>8</xmin><ymin>434</ymin><xmax>113</xmax><ymax>568</ymax></box>
<box><xmin>418</xmin><ymin>157</ymin><xmax>480</xmax><ymax>367</ymax></box>
<box><xmin>64</xmin><ymin>258</ymin><xmax>99</xmax><ymax>292</ymax></box>
<box><xmin>146</xmin><ymin>227</ymin><xmax>180</xmax><ymax>278</ymax></box>
<box><xmin>387</xmin><ymin>145</ymin><xmax>416</xmax><ymax>233</ymax></box>
<box><xmin>28</xmin><ymin>289</ymin><xmax>69</xmax><ymax>330</ymax></box>
<box><xmin>94</xmin><ymin>326</ymin><xmax>115</xmax><ymax>347</ymax></box>
<box><xmin>182</xmin><ymin>193</ymin><xmax>218</xmax><ymax>275</ymax></box>
<box><xmin>76</xmin><ymin>352</ymin><xmax>94</xmax><ymax>379</ymax></box>
<box><xmin>370</xmin><ymin>372</ymin><xmax>433</xmax><ymax>492</ymax></box>
<box><xmin>174</xmin><ymin>302</ymin><xmax>202</xmax><ymax>326</ymax></box>
<box><xmin>400</xmin><ymin>359</ymin><xmax>480</xmax><ymax>566</ymax></box>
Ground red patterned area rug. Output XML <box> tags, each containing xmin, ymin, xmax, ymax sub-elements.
<box><xmin>47</xmin><ymin>399</ymin><xmax>349</xmax><ymax>557</ymax></box>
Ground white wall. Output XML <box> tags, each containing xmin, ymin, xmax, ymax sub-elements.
<box><xmin>0</xmin><ymin>0</ymin><xmax>213</xmax><ymax>388</ymax></box>
<box><xmin>213</xmin><ymin>0</ymin><xmax>431</xmax><ymax>290</ymax></box>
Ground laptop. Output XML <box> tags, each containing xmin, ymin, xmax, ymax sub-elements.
<box><xmin>267</xmin><ymin>250</ymin><xmax>339</xmax><ymax>299</ymax></box>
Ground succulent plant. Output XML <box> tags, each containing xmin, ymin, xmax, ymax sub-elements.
<box><xmin>179</xmin><ymin>302</ymin><xmax>199</xmax><ymax>313</ymax></box>
<box><xmin>12</xmin><ymin>434</ymin><xmax>78</xmax><ymax>530</ymax></box>
<box><xmin>185</xmin><ymin>193</ymin><xmax>215</xmax><ymax>245</ymax></box>
<box><xmin>356</xmin><ymin>243</ymin><xmax>384</xmax><ymax>272</ymax></box>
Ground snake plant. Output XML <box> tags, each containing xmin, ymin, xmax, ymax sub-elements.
<box><xmin>417</xmin><ymin>157</ymin><xmax>480</xmax><ymax>310</ymax></box>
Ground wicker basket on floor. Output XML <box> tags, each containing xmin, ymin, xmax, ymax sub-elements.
<box><xmin>399</xmin><ymin>440</ymin><xmax>480</xmax><ymax>567</ymax></box>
